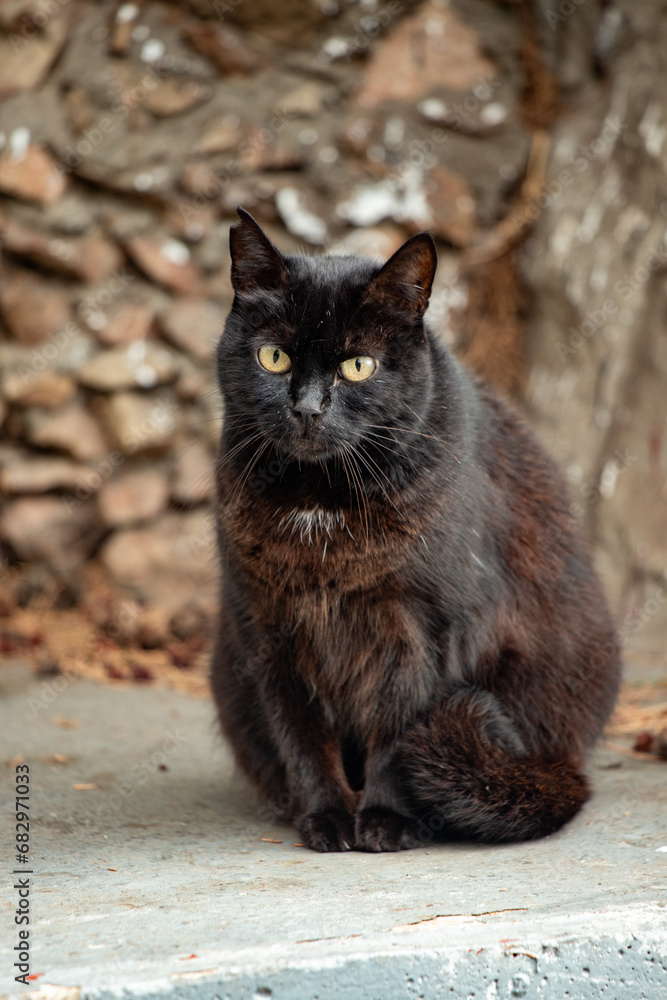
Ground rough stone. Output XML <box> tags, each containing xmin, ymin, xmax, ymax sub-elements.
<box><xmin>93</xmin><ymin>301</ymin><xmax>155</xmax><ymax>347</ymax></box>
<box><xmin>99</xmin><ymin>508</ymin><xmax>216</xmax><ymax>608</ymax></box>
<box><xmin>23</xmin><ymin>401</ymin><xmax>108</xmax><ymax>462</ymax></box>
<box><xmin>144</xmin><ymin>78</ymin><xmax>212</xmax><ymax>117</ymax></box>
<box><xmin>0</xmin><ymin>451</ymin><xmax>92</xmax><ymax>495</ymax></box>
<box><xmin>280</xmin><ymin>82</ymin><xmax>327</xmax><ymax>118</ymax></box>
<box><xmin>174</xmin><ymin>357</ymin><xmax>211</xmax><ymax>402</ymax></box>
<box><xmin>339</xmin><ymin>116</ymin><xmax>383</xmax><ymax>159</ymax></box>
<box><xmin>171</xmin><ymin>438</ymin><xmax>214</xmax><ymax>506</ymax></box>
<box><xmin>239</xmin><ymin>128</ymin><xmax>305</xmax><ymax>172</ymax></box>
<box><xmin>194</xmin><ymin>115</ymin><xmax>243</xmax><ymax>155</ymax></box>
<box><xmin>520</xmin><ymin>14</ymin><xmax>667</xmax><ymax>656</ymax></box>
<box><xmin>124</xmin><ymin>236</ymin><xmax>202</xmax><ymax>294</ymax></box>
<box><xmin>1</xmin><ymin>219</ymin><xmax>124</xmax><ymax>283</ymax></box>
<box><xmin>0</xmin><ymin>495</ymin><xmax>96</xmax><ymax>565</ymax></box>
<box><xmin>99</xmin><ymin>391</ymin><xmax>179</xmax><ymax>456</ymax></box>
<box><xmin>0</xmin><ymin>270</ymin><xmax>70</xmax><ymax>344</ymax></box>
<box><xmin>329</xmin><ymin>224</ymin><xmax>408</xmax><ymax>260</ymax></box>
<box><xmin>0</xmin><ymin>12</ymin><xmax>69</xmax><ymax>99</ymax></box>
<box><xmin>63</xmin><ymin>84</ymin><xmax>96</xmax><ymax>134</ymax></box>
<box><xmin>77</xmin><ymin>342</ymin><xmax>178</xmax><ymax>392</ymax></box>
<box><xmin>97</xmin><ymin>467</ymin><xmax>170</xmax><ymax>528</ymax></box>
<box><xmin>354</xmin><ymin>0</ymin><xmax>496</xmax><ymax>109</ymax></box>
<box><xmin>182</xmin><ymin>22</ymin><xmax>267</xmax><ymax>76</ymax></box>
<box><xmin>0</xmin><ymin>141</ymin><xmax>68</xmax><ymax>204</ymax></box>
<box><xmin>159</xmin><ymin>297</ymin><xmax>223</xmax><ymax>362</ymax></box>
<box><xmin>1</xmin><ymin>370</ymin><xmax>76</xmax><ymax>409</ymax></box>
<box><xmin>425</xmin><ymin>165</ymin><xmax>478</xmax><ymax>247</ymax></box>
<box><xmin>181</xmin><ymin>160</ymin><xmax>218</xmax><ymax>200</ymax></box>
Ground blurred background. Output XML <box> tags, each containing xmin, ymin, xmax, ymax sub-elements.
<box><xmin>0</xmin><ymin>0</ymin><xmax>665</xmax><ymax>717</ymax></box>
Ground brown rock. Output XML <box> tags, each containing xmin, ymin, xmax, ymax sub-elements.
<box><xmin>339</xmin><ymin>117</ymin><xmax>383</xmax><ymax>159</ymax></box>
<box><xmin>0</xmin><ymin>142</ymin><xmax>68</xmax><ymax>205</ymax></box>
<box><xmin>182</xmin><ymin>22</ymin><xmax>267</xmax><ymax>76</ymax></box>
<box><xmin>197</xmin><ymin>391</ymin><xmax>224</xmax><ymax>449</ymax></box>
<box><xmin>171</xmin><ymin>439</ymin><xmax>214</xmax><ymax>506</ymax></box>
<box><xmin>0</xmin><ymin>496</ymin><xmax>96</xmax><ymax>565</ymax></box>
<box><xmin>194</xmin><ymin>116</ymin><xmax>242</xmax><ymax>155</ymax></box>
<box><xmin>93</xmin><ymin>301</ymin><xmax>154</xmax><ymax>347</ymax></box>
<box><xmin>2</xmin><ymin>219</ymin><xmax>124</xmax><ymax>284</ymax></box>
<box><xmin>0</xmin><ymin>271</ymin><xmax>71</xmax><ymax>344</ymax></box>
<box><xmin>355</xmin><ymin>0</ymin><xmax>496</xmax><ymax>109</ymax></box>
<box><xmin>23</xmin><ymin>401</ymin><xmax>108</xmax><ymax>461</ymax></box>
<box><xmin>99</xmin><ymin>392</ymin><xmax>179</xmax><ymax>456</ymax></box>
<box><xmin>1</xmin><ymin>370</ymin><xmax>75</xmax><ymax>409</ymax></box>
<box><xmin>136</xmin><ymin>605</ymin><xmax>172</xmax><ymax>649</ymax></box>
<box><xmin>0</xmin><ymin>14</ymin><xmax>69</xmax><ymax>99</ymax></box>
<box><xmin>78</xmin><ymin>343</ymin><xmax>177</xmax><ymax>392</ymax></box>
<box><xmin>174</xmin><ymin>358</ymin><xmax>211</xmax><ymax>402</ymax></box>
<box><xmin>108</xmin><ymin>0</ymin><xmax>139</xmax><ymax>55</ymax></box>
<box><xmin>144</xmin><ymin>79</ymin><xmax>212</xmax><ymax>117</ymax></box>
<box><xmin>239</xmin><ymin>128</ymin><xmax>304</xmax><ymax>172</ymax></box>
<box><xmin>124</xmin><ymin>236</ymin><xmax>201</xmax><ymax>295</ymax></box>
<box><xmin>165</xmin><ymin>201</ymin><xmax>217</xmax><ymax>245</ymax></box>
<box><xmin>0</xmin><ymin>452</ymin><xmax>92</xmax><ymax>495</ymax></box>
<box><xmin>63</xmin><ymin>86</ymin><xmax>96</xmax><ymax>134</ymax></box>
<box><xmin>97</xmin><ymin>468</ymin><xmax>170</xmax><ymax>528</ymax></box>
<box><xmin>329</xmin><ymin>224</ymin><xmax>407</xmax><ymax>260</ymax></box>
<box><xmin>280</xmin><ymin>83</ymin><xmax>326</xmax><ymax>118</ymax></box>
<box><xmin>159</xmin><ymin>298</ymin><xmax>223</xmax><ymax>363</ymax></box>
<box><xmin>99</xmin><ymin>509</ymin><xmax>216</xmax><ymax>608</ymax></box>
<box><xmin>169</xmin><ymin>602</ymin><xmax>209</xmax><ymax>642</ymax></box>
<box><xmin>180</xmin><ymin>161</ymin><xmax>225</xmax><ymax>200</ymax></box>
<box><xmin>425</xmin><ymin>166</ymin><xmax>478</xmax><ymax>247</ymax></box>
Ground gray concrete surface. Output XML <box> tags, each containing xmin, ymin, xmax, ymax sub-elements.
<box><xmin>1</xmin><ymin>660</ymin><xmax>666</xmax><ymax>1000</ymax></box>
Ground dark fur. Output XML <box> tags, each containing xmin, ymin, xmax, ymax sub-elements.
<box><xmin>211</xmin><ymin>208</ymin><xmax>621</xmax><ymax>852</ymax></box>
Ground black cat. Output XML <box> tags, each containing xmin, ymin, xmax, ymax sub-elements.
<box><xmin>210</xmin><ymin>207</ymin><xmax>620</xmax><ymax>852</ymax></box>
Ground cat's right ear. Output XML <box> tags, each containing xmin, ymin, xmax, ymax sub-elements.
<box><xmin>229</xmin><ymin>207</ymin><xmax>287</xmax><ymax>295</ymax></box>
<box><xmin>363</xmin><ymin>232</ymin><xmax>437</xmax><ymax>316</ymax></box>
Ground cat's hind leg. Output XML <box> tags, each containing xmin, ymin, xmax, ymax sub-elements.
<box><xmin>211</xmin><ymin>644</ymin><xmax>293</xmax><ymax>818</ymax></box>
<box><xmin>398</xmin><ymin>686</ymin><xmax>589</xmax><ymax>844</ymax></box>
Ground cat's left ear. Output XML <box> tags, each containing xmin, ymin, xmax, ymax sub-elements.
<box><xmin>229</xmin><ymin>207</ymin><xmax>287</xmax><ymax>295</ymax></box>
<box><xmin>363</xmin><ymin>232</ymin><xmax>437</xmax><ymax>316</ymax></box>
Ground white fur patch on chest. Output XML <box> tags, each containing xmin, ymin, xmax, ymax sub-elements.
<box><xmin>277</xmin><ymin>507</ymin><xmax>351</xmax><ymax>545</ymax></box>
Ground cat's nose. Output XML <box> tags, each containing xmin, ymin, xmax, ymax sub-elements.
<box><xmin>293</xmin><ymin>401</ymin><xmax>322</xmax><ymax>425</ymax></box>
<box><xmin>293</xmin><ymin>390</ymin><xmax>323</xmax><ymax>424</ymax></box>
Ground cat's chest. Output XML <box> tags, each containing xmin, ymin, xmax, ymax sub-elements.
<box><xmin>221</xmin><ymin>493</ymin><xmax>418</xmax><ymax>597</ymax></box>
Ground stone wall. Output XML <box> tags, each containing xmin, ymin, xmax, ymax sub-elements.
<box><xmin>0</xmin><ymin>0</ymin><xmax>664</xmax><ymax>662</ymax></box>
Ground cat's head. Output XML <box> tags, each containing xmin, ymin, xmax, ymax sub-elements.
<box><xmin>217</xmin><ymin>208</ymin><xmax>437</xmax><ymax>464</ymax></box>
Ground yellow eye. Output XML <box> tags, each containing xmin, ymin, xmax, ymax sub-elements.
<box><xmin>258</xmin><ymin>345</ymin><xmax>292</xmax><ymax>373</ymax></box>
<box><xmin>339</xmin><ymin>356</ymin><xmax>377</xmax><ymax>382</ymax></box>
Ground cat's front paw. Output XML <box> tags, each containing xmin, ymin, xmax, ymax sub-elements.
<box><xmin>297</xmin><ymin>808</ymin><xmax>355</xmax><ymax>852</ymax></box>
<box><xmin>355</xmin><ymin>807</ymin><xmax>422</xmax><ymax>852</ymax></box>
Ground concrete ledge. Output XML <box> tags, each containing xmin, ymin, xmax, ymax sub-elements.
<box><xmin>1</xmin><ymin>665</ymin><xmax>666</xmax><ymax>999</ymax></box>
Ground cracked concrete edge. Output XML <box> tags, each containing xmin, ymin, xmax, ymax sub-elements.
<box><xmin>4</xmin><ymin>904</ymin><xmax>667</xmax><ymax>1000</ymax></box>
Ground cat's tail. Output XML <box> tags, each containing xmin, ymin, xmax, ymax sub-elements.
<box><xmin>398</xmin><ymin>687</ymin><xmax>589</xmax><ymax>844</ymax></box>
